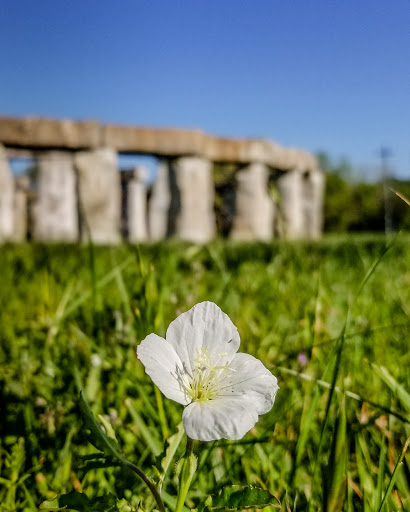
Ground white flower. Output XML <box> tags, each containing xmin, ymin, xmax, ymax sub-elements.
<box><xmin>137</xmin><ymin>301</ymin><xmax>279</xmax><ymax>441</ymax></box>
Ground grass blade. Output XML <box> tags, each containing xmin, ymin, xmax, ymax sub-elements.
<box><xmin>376</xmin><ymin>435</ymin><xmax>410</xmax><ymax>512</ymax></box>
<box><xmin>371</xmin><ymin>363</ymin><xmax>410</xmax><ymax>413</ymax></box>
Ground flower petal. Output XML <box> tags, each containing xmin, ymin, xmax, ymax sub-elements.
<box><xmin>137</xmin><ymin>334</ymin><xmax>190</xmax><ymax>405</ymax></box>
<box><xmin>166</xmin><ymin>301</ymin><xmax>240</xmax><ymax>374</ymax></box>
<box><xmin>182</xmin><ymin>397</ymin><xmax>259</xmax><ymax>441</ymax></box>
<box><xmin>218</xmin><ymin>353</ymin><xmax>279</xmax><ymax>415</ymax></box>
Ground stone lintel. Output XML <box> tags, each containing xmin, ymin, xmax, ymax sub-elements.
<box><xmin>0</xmin><ymin>117</ymin><xmax>101</xmax><ymax>150</ymax></box>
<box><xmin>102</xmin><ymin>125</ymin><xmax>206</xmax><ymax>157</ymax></box>
<box><xmin>0</xmin><ymin>116</ymin><xmax>318</xmax><ymax>171</ymax></box>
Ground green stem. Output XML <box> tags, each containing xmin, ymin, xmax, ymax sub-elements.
<box><xmin>175</xmin><ymin>437</ymin><xmax>197</xmax><ymax>512</ymax></box>
<box><xmin>123</xmin><ymin>460</ymin><xmax>166</xmax><ymax>512</ymax></box>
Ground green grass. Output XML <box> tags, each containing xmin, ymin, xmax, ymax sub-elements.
<box><xmin>0</xmin><ymin>235</ymin><xmax>409</xmax><ymax>511</ymax></box>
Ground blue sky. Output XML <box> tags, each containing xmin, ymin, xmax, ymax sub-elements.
<box><xmin>1</xmin><ymin>0</ymin><xmax>409</xmax><ymax>179</ymax></box>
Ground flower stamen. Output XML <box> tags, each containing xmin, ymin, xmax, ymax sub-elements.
<box><xmin>181</xmin><ymin>347</ymin><xmax>234</xmax><ymax>402</ymax></box>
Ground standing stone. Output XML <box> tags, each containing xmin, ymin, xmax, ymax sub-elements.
<box><xmin>276</xmin><ymin>167</ymin><xmax>325</xmax><ymax>239</ymax></box>
<box><xmin>170</xmin><ymin>156</ymin><xmax>215</xmax><ymax>242</ymax></box>
<box><xmin>301</xmin><ymin>168</ymin><xmax>325</xmax><ymax>239</ymax></box>
<box><xmin>75</xmin><ymin>147</ymin><xmax>121</xmax><ymax>244</ymax></box>
<box><xmin>127</xmin><ymin>166</ymin><xmax>148</xmax><ymax>242</ymax></box>
<box><xmin>276</xmin><ymin>168</ymin><xmax>305</xmax><ymax>239</ymax></box>
<box><xmin>13</xmin><ymin>176</ymin><xmax>29</xmax><ymax>241</ymax></box>
<box><xmin>32</xmin><ymin>151</ymin><xmax>78</xmax><ymax>242</ymax></box>
<box><xmin>148</xmin><ymin>159</ymin><xmax>171</xmax><ymax>240</ymax></box>
<box><xmin>0</xmin><ymin>144</ymin><xmax>15</xmax><ymax>241</ymax></box>
<box><xmin>230</xmin><ymin>162</ymin><xmax>274</xmax><ymax>240</ymax></box>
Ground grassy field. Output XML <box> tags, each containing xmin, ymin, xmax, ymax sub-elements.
<box><xmin>0</xmin><ymin>236</ymin><xmax>409</xmax><ymax>511</ymax></box>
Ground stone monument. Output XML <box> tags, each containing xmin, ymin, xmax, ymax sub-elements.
<box><xmin>75</xmin><ymin>147</ymin><xmax>121</xmax><ymax>244</ymax></box>
<box><xmin>32</xmin><ymin>151</ymin><xmax>78</xmax><ymax>241</ymax></box>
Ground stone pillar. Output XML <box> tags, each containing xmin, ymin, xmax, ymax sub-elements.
<box><xmin>32</xmin><ymin>151</ymin><xmax>79</xmax><ymax>242</ymax></box>
<box><xmin>302</xmin><ymin>168</ymin><xmax>325</xmax><ymax>239</ymax></box>
<box><xmin>148</xmin><ymin>159</ymin><xmax>171</xmax><ymax>240</ymax></box>
<box><xmin>13</xmin><ymin>176</ymin><xmax>29</xmax><ymax>242</ymax></box>
<box><xmin>276</xmin><ymin>167</ymin><xmax>325</xmax><ymax>239</ymax></box>
<box><xmin>75</xmin><ymin>147</ymin><xmax>121</xmax><ymax>244</ymax></box>
<box><xmin>127</xmin><ymin>166</ymin><xmax>148</xmax><ymax>242</ymax></box>
<box><xmin>170</xmin><ymin>156</ymin><xmax>216</xmax><ymax>242</ymax></box>
<box><xmin>0</xmin><ymin>144</ymin><xmax>14</xmax><ymax>241</ymax></box>
<box><xmin>230</xmin><ymin>162</ymin><xmax>274</xmax><ymax>241</ymax></box>
<box><xmin>276</xmin><ymin>169</ymin><xmax>305</xmax><ymax>239</ymax></box>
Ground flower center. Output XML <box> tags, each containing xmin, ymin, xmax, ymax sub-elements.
<box><xmin>184</xmin><ymin>347</ymin><xmax>232</xmax><ymax>402</ymax></box>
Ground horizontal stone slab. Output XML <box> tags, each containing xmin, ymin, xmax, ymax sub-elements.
<box><xmin>102</xmin><ymin>124</ymin><xmax>206</xmax><ymax>157</ymax></box>
<box><xmin>0</xmin><ymin>116</ymin><xmax>317</xmax><ymax>171</ymax></box>
<box><xmin>0</xmin><ymin>117</ymin><xmax>101</xmax><ymax>149</ymax></box>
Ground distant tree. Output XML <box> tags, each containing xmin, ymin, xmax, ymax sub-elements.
<box><xmin>318</xmin><ymin>152</ymin><xmax>410</xmax><ymax>233</ymax></box>
<box><xmin>323</xmin><ymin>172</ymin><xmax>353</xmax><ymax>232</ymax></box>
<box><xmin>317</xmin><ymin>151</ymin><xmax>352</xmax><ymax>181</ymax></box>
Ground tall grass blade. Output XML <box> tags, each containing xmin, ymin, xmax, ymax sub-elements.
<box><xmin>375</xmin><ymin>432</ymin><xmax>387</xmax><ymax>511</ymax></box>
<box><xmin>323</xmin><ymin>397</ymin><xmax>347</xmax><ymax>512</ymax></box>
<box><xmin>370</xmin><ymin>363</ymin><xmax>410</xmax><ymax>412</ymax></box>
<box><xmin>376</xmin><ymin>435</ymin><xmax>410</xmax><ymax>512</ymax></box>
<box><xmin>62</xmin><ymin>256</ymin><xmax>134</xmax><ymax>319</ymax></box>
<box><xmin>125</xmin><ymin>398</ymin><xmax>163</xmax><ymax>457</ymax></box>
<box><xmin>276</xmin><ymin>366</ymin><xmax>410</xmax><ymax>424</ymax></box>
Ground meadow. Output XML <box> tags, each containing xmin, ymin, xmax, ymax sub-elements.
<box><xmin>0</xmin><ymin>236</ymin><xmax>409</xmax><ymax>511</ymax></box>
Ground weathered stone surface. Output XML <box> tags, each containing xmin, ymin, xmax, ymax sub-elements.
<box><xmin>127</xmin><ymin>166</ymin><xmax>148</xmax><ymax>242</ymax></box>
<box><xmin>238</xmin><ymin>139</ymin><xmax>278</xmax><ymax>165</ymax></box>
<box><xmin>32</xmin><ymin>151</ymin><xmax>79</xmax><ymax>242</ymax></box>
<box><xmin>302</xmin><ymin>168</ymin><xmax>325</xmax><ymax>239</ymax></box>
<box><xmin>276</xmin><ymin>167</ymin><xmax>325</xmax><ymax>239</ymax></box>
<box><xmin>0</xmin><ymin>144</ymin><xmax>14</xmax><ymax>241</ymax></box>
<box><xmin>202</xmin><ymin>136</ymin><xmax>244</xmax><ymax>163</ymax></box>
<box><xmin>0</xmin><ymin>116</ymin><xmax>318</xmax><ymax>171</ymax></box>
<box><xmin>13</xmin><ymin>176</ymin><xmax>29</xmax><ymax>241</ymax></box>
<box><xmin>170</xmin><ymin>156</ymin><xmax>216</xmax><ymax>242</ymax></box>
<box><xmin>103</xmin><ymin>125</ymin><xmax>206</xmax><ymax>157</ymax></box>
<box><xmin>230</xmin><ymin>163</ymin><xmax>274</xmax><ymax>241</ymax></box>
<box><xmin>0</xmin><ymin>117</ymin><xmax>101</xmax><ymax>149</ymax></box>
<box><xmin>276</xmin><ymin>169</ymin><xmax>305</xmax><ymax>239</ymax></box>
<box><xmin>75</xmin><ymin>148</ymin><xmax>121</xmax><ymax>244</ymax></box>
<box><xmin>148</xmin><ymin>159</ymin><xmax>172</xmax><ymax>240</ymax></box>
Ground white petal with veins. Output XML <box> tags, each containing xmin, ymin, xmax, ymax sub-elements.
<box><xmin>219</xmin><ymin>352</ymin><xmax>279</xmax><ymax>415</ymax></box>
<box><xmin>166</xmin><ymin>301</ymin><xmax>240</xmax><ymax>373</ymax></box>
<box><xmin>137</xmin><ymin>333</ymin><xmax>190</xmax><ymax>405</ymax></box>
<box><xmin>182</xmin><ymin>397</ymin><xmax>259</xmax><ymax>441</ymax></box>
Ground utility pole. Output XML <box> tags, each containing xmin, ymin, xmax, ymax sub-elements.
<box><xmin>379</xmin><ymin>147</ymin><xmax>393</xmax><ymax>234</ymax></box>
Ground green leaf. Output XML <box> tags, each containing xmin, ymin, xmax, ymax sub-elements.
<box><xmin>202</xmin><ymin>485</ymin><xmax>280</xmax><ymax>510</ymax></box>
<box><xmin>157</xmin><ymin>421</ymin><xmax>185</xmax><ymax>492</ymax></box>
<box><xmin>161</xmin><ymin>490</ymin><xmax>191</xmax><ymax>512</ymax></box>
<box><xmin>80</xmin><ymin>457</ymin><xmax>121</xmax><ymax>473</ymax></box>
<box><xmin>98</xmin><ymin>414</ymin><xmax>119</xmax><ymax>442</ymax></box>
<box><xmin>39</xmin><ymin>490</ymin><xmax>90</xmax><ymax>510</ymax></box>
<box><xmin>323</xmin><ymin>397</ymin><xmax>347</xmax><ymax>512</ymax></box>
<box><xmin>39</xmin><ymin>491</ymin><xmax>121</xmax><ymax>511</ymax></box>
<box><xmin>78</xmin><ymin>391</ymin><xmax>124</xmax><ymax>461</ymax></box>
<box><xmin>175</xmin><ymin>452</ymin><xmax>198</xmax><ymax>512</ymax></box>
<box><xmin>86</xmin><ymin>493</ymin><xmax>121</xmax><ymax>512</ymax></box>
<box><xmin>78</xmin><ymin>452</ymin><xmax>108</xmax><ymax>461</ymax></box>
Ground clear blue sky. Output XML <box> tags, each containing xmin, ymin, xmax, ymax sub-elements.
<box><xmin>1</xmin><ymin>0</ymin><xmax>409</xmax><ymax>180</ymax></box>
